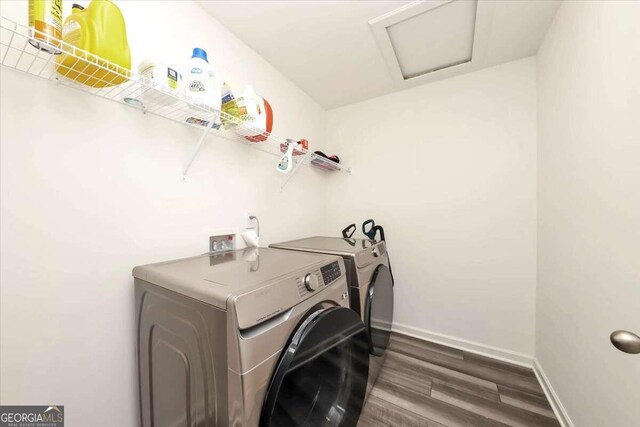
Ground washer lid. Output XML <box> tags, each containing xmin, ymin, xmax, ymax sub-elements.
<box><xmin>132</xmin><ymin>247</ymin><xmax>333</xmax><ymax>309</ymax></box>
<box><xmin>271</xmin><ymin>236</ymin><xmax>386</xmax><ymax>268</ymax></box>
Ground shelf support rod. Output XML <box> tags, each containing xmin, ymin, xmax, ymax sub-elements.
<box><xmin>281</xmin><ymin>151</ymin><xmax>311</xmax><ymax>191</ymax></box>
<box><xmin>182</xmin><ymin>114</ymin><xmax>217</xmax><ymax>181</ymax></box>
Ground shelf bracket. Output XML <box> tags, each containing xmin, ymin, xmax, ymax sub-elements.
<box><xmin>181</xmin><ymin>114</ymin><xmax>218</xmax><ymax>181</ymax></box>
<box><xmin>281</xmin><ymin>151</ymin><xmax>311</xmax><ymax>191</ymax></box>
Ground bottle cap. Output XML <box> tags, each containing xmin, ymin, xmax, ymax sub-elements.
<box><xmin>191</xmin><ymin>48</ymin><xmax>209</xmax><ymax>63</ymax></box>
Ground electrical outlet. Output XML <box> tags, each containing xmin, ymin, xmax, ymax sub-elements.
<box><xmin>209</xmin><ymin>234</ymin><xmax>236</xmax><ymax>253</ymax></box>
<box><xmin>245</xmin><ymin>212</ymin><xmax>257</xmax><ymax>229</ymax></box>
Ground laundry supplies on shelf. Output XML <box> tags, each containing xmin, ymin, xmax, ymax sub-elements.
<box><xmin>0</xmin><ymin>14</ymin><xmax>351</xmax><ymax>186</ymax></box>
<box><xmin>279</xmin><ymin>139</ymin><xmax>308</xmax><ymax>156</ymax></box>
<box><xmin>136</xmin><ymin>58</ymin><xmax>183</xmax><ymax>109</ymax></box>
<box><xmin>276</xmin><ymin>140</ymin><xmax>295</xmax><ymax>174</ymax></box>
<box><xmin>220</xmin><ymin>82</ymin><xmax>241</xmax><ymax>129</ymax></box>
<box><xmin>28</xmin><ymin>0</ymin><xmax>63</xmax><ymax>54</ymax></box>
<box><xmin>185</xmin><ymin>47</ymin><xmax>222</xmax><ymax>128</ymax></box>
<box><xmin>311</xmin><ymin>151</ymin><xmax>341</xmax><ymax>171</ymax></box>
<box><xmin>55</xmin><ymin>0</ymin><xmax>131</xmax><ymax>87</ymax></box>
<box><xmin>236</xmin><ymin>85</ymin><xmax>273</xmax><ymax>142</ymax></box>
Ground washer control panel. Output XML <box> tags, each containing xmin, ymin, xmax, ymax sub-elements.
<box><xmin>295</xmin><ymin>261</ymin><xmax>343</xmax><ymax>299</ymax></box>
<box><xmin>304</xmin><ymin>273</ymin><xmax>320</xmax><ymax>291</ymax></box>
<box><xmin>320</xmin><ymin>261</ymin><xmax>341</xmax><ymax>285</ymax></box>
<box><xmin>296</xmin><ymin>270</ymin><xmax>322</xmax><ymax>298</ymax></box>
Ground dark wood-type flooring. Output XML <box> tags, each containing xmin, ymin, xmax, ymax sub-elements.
<box><xmin>358</xmin><ymin>333</ymin><xmax>560</xmax><ymax>427</ymax></box>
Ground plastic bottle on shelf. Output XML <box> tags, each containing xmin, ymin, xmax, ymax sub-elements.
<box><xmin>28</xmin><ymin>0</ymin><xmax>63</xmax><ymax>54</ymax></box>
<box><xmin>55</xmin><ymin>1</ymin><xmax>131</xmax><ymax>87</ymax></box>
<box><xmin>220</xmin><ymin>82</ymin><xmax>240</xmax><ymax>129</ymax></box>
<box><xmin>136</xmin><ymin>58</ymin><xmax>183</xmax><ymax>109</ymax></box>
<box><xmin>184</xmin><ymin>48</ymin><xmax>221</xmax><ymax>128</ymax></box>
<box><xmin>276</xmin><ymin>140</ymin><xmax>296</xmax><ymax>174</ymax></box>
<box><xmin>236</xmin><ymin>85</ymin><xmax>273</xmax><ymax>142</ymax></box>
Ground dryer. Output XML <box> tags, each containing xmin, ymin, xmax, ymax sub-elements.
<box><xmin>134</xmin><ymin>247</ymin><xmax>369</xmax><ymax>427</ymax></box>
<box><xmin>270</xmin><ymin>237</ymin><xmax>394</xmax><ymax>393</ymax></box>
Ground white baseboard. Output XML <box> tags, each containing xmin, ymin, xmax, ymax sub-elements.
<box><xmin>532</xmin><ymin>358</ymin><xmax>574</xmax><ymax>427</ymax></box>
<box><xmin>391</xmin><ymin>322</ymin><xmax>534</xmax><ymax>367</ymax></box>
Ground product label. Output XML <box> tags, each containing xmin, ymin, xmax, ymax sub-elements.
<box><xmin>167</xmin><ymin>68</ymin><xmax>178</xmax><ymax>90</ymax></box>
<box><xmin>236</xmin><ymin>97</ymin><xmax>254</xmax><ymax>122</ymax></box>
<box><xmin>189</xmin><ymin>80</ymin><xmax>205</xmax><ymax>92</ymax></box>
<box><xmin>221</xmin><ymin>94</ymin><xmax>240</xmax><ymax>128</ymax></box>
<box><xmin>31</xmin><ymin>0</ymin><xmax>63</xmax><ymax>40</ymax></box>
<box><xmin>278</xmin><ymin>156</ymin><xmax>290</xmax><ymax>170</ymax></box>
<box><xmin>186</xmin><ymin>117</ymin><xmax>221</xmax><ymax>130</ymax></box>
<box><xmin>28</xmin><ymin>0</ymin><xmax>34</xmax><ymax>26</ymax></box>
<box><xmin>47</xmin><ymin>0</ymin><xmax>63</xmax><ymax>28</ymax></box>
<box><xmin>190</xmin><ymin>67</ymin><xmax>203</xmax><ymax>74</ymax></box>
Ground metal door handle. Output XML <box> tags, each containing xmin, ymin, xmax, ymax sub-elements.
<box><xmin>610</xmin><ymin>330</ymin><xmax>640</xmax><ymax>354</ymax></box>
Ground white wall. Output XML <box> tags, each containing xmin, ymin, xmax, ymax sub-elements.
<box><xmin>5</xmin><ymin>1</ymin><xmax>637</xmax><ymax>425</ymax></box>
<box><xmin>325</xmin><ymin>58</ymin><xmax>538</xmax><ymax>360</ymax></box>
<box><xmin>0</xmin><ymin>1</ymin><xmax>331</xmax><ymax>425</ymax></box>
<box><xmin>536</xmin><ymin>1</ymin><xmax>640</xmax><ymax>425</ymax></box>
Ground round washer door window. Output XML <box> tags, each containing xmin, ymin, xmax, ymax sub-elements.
<box><xmin>365</xmin><ymin>264</ymin><xmax>394</xmax><ymax>356</ymax></box>
<box><xmin>260</xmin><ymin>306</ymin><xmax>370</xmax><ymax>427</ymax></box>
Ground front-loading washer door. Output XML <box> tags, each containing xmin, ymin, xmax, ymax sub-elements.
<box><xmin>365</xmin><ymin>264</ymin><xmax>394</xmax><ymax>357</ymax></box>
<box><xmin>260</xmin><ymin>307</ymin><xmax>369</xmax><ymax>427</ymax></box>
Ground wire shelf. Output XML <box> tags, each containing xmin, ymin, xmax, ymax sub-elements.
<box><xmin>0</xmin><ymin>16</ymin><xmax>350</xmax><ymax>182</ymax></box>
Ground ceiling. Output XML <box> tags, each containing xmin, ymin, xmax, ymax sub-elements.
<box><xmin>197</xmin><ymin>0</ymin><xmax>561</xmax><ymax>109</ymax></box>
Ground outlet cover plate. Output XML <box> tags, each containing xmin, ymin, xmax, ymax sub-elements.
<box><xmin>245</xmin><ymin>212</ymin><xmax>257</xmax><ymax>229</ymax></box>
<box><xmin>209</xmin><ymin>234</ymin><xmax>236</xmax><ymax>253</ymax></box>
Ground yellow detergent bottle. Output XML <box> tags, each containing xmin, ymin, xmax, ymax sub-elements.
<box><xmin>55</xmin><ymin>1</ymin><xmax>131</xmax><ymax>88</ymax></box>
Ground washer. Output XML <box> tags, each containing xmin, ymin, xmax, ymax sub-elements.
<box><xmin>270</xmin><ymin>237</ymin><xmax>394</xmax><ymax>393</ymax></box>
<box><xmin>134</xmin><ymin>247</ymin><xmax>370</xmax><ymax>427</ymax></box>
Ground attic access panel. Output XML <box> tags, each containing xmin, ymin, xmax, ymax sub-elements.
<box><xmin>370</xmin><ymin>0</ymin><xmax>492</xmax><ymax>83</ymax></box>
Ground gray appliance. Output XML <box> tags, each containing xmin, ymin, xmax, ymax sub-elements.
<box><xmin>134</xmin><ymin>247</ymin><xmax>370</xmax><ymax>427</ymax></box>
<box><xmin>270</xmin><ymin>237</ymin><xmax>394</xmax><ymax>393</ymax></box>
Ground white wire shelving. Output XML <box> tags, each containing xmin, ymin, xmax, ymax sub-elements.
<box><xmin>0</xmin><ymin>16</ymin><xmax>349</xmax><ymax>187</ymax></box>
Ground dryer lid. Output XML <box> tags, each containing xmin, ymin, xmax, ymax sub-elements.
<box><xmin>271</xmin><ymin>236</ymin><xmax>387</xmax><ymax>268</ymax></box>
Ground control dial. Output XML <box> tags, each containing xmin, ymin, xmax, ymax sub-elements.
<box><xmin>304</xmin><ymin>273</ymin><xmax>319</xmax><ymax>291</ymax></box>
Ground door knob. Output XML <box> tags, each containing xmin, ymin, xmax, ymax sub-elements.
<box><xmin>610</xmin><ymin>330</ymin><xmax>640</xmax><ymax>354</ymax></box>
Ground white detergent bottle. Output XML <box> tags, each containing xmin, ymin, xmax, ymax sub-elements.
<box><xmin>236</xmin><ymin>85</ymin><xmax>267</xmax><ymax>140</ymax></box>
<box><xmin>276</xmin><ymin>141</ymin><xmax>295</xmax><ymax>174</ymax></box>
<box><xmin>186</xmin><ymin>48</ymin><xmax>211</xmax><ymax>106</ymax></box>
<box><xmin>185</xmin><ymin>48</ymin><xmax>221</xmax><ymax>126</ymax></box>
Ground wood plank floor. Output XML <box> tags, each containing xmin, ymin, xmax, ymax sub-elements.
<box><xmin>358</xmin><ymin>333</ymin><xmax>560</xmax><ymax>427</ymax></box>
